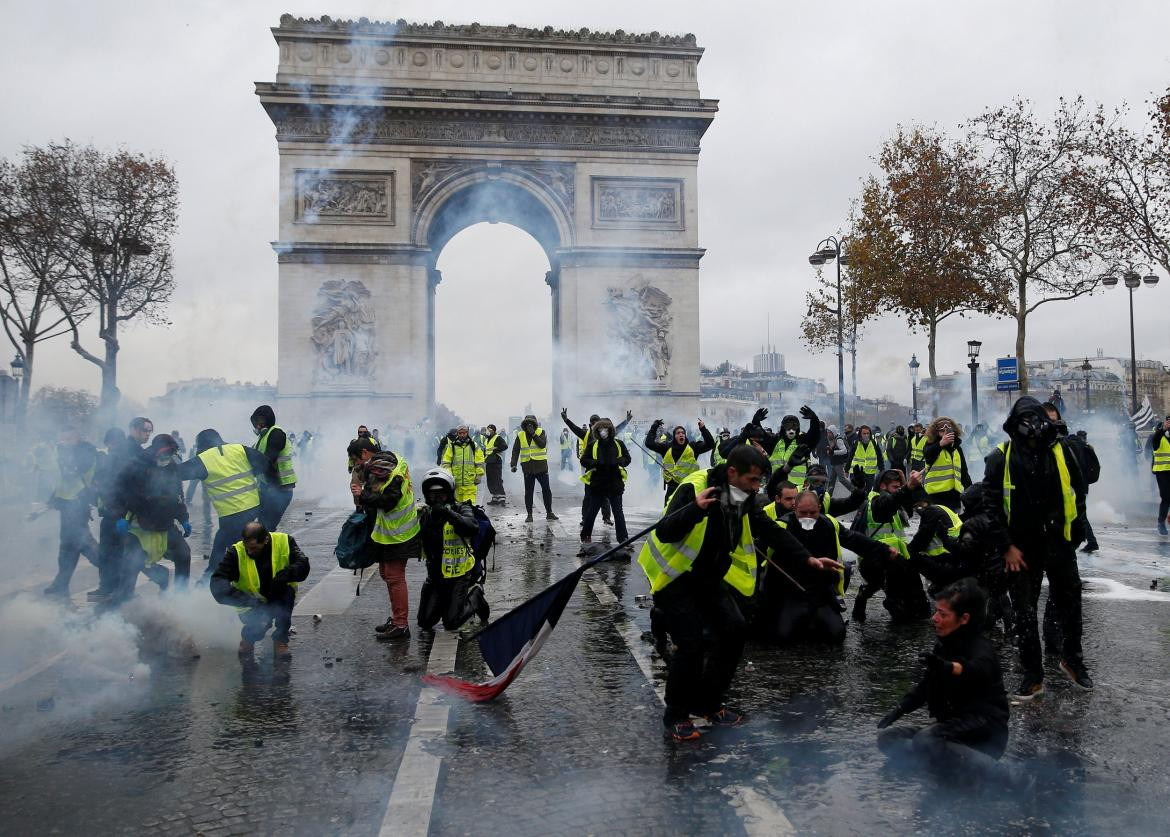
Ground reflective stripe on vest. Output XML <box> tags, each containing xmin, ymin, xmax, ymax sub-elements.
<box><xmin>910</xmin><ymin>435</ymin><xmax>927</xmax><ymax>463</ymax></box>
<box><xmin>662</xmin><ymin>444</ymin><xmax>699</xmax><ymax>484</ymax></box>
<box><xmin>232</xmin><ymin>532</ymin><xmax>295</xmax><ymax>609</ymax></box>
<box><xmin>999</xmin><ymin>442</ymin><xmax>1076</xmax><ymax>541</ymax></box>
<box><xmin>440</xmin><ymin>522</ymin><xmax>475</xmax><ymax>579</ymax></box>
<box><xmin>517</xmin><ymin>430</ymin><xmax>548</xmax><ymax>463</ymax></box>
<box><xmin>771</xmin><ymin>439</ymin><xmax>807</xmax><ymax>485</ymax></box>
<box><xmin>128</xmin><ymin>516</ymin><xmax>170</xmax><ymax>565</ymax></box>
<box><xmin>580</xmin><ymin>440</ymin><xmax>628</xmax><ymax>485</ymax></box>
<box><xmin>371</xmin><ymin>460</ymin><xmax>420</xmax><ymax>545</ymax></box>
<box><xmin>864</xmin><ymin>490</ymin><xmax>909</xmax><ymax>556</ymax></box>
<box><xmin>1154</xmin><ymin>437</ymin><xmax>1170</xmax><ymax>472</ymax></box>
<box><xmin>442</xmin><ymin>442</ymin><xmax>484</xmax><ymax>485</ymax></box>
<box><xmin>256</xmin><ymin>426</ymin><xmax>297</xmax><ymax>486</ymax></box>
<box><xmin>198</xmin><ymin>445</ymin><xmax>260</xmax><ymax>516</ymax></box>
<box><xmin>923</xmin><ymin>504</ymin><xmax>964</xmax><ymax>557</ymax></box>
<box><xmin>53</xmin><ymin>455</ymin><xmax>95</xmax><ymax>502</ymax></box>
<box><xmin>924</xmin><ymin>448</ymin><xmax>963</xmax><ymax>494</ymax></box>
<box><xmin>637</xmin><ymin>470</ymin><xmax>756</xmax><ymax>596</ymax></box>
<box><xmin>853</xmin><ymin>441</ymin><xmax>878</xmax><ymax>475</ymax></box>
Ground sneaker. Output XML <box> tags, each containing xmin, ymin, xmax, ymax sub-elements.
<box><xmin>42</xmin><ymin>583</ymin><xmax>68</xmax><ymax>597</ymax></box>
<box><xmin>1059</xmin><ymin>657</ymin><xmax>1094</xmax><ymax>690</ymax></box>
<box><xmin>706</xmin><ymin>706</ymin><xmax>747</xmax><ymax>727</ymax></box>
<box><xmin>666</xmin><ymin>720</ymin><xmax>702</xmax><ymax>742</ymax></box>
<box><xmin>86</xmin><ymin>588</ymin><xmax>110</xmax><ymax>602</ymax></box>
<box><xmin>374</xmin><ymin>618</ymin><xmax>394</xmax><ymax>635</ymax></box>
<box><xmin>1013</xmin><ymin>675</ymin><xmax>1044</xmax><ymax>701</ymax></box>
<box><xmin>1080</xmin><ymin>543</ymin><xmax>1099</xmax><ymax>554</ymax></box>
<box><xmin>1159</xmin><ymin>523</ymin><xmax>1168</xmax><ymax>536</ymax></box>
<box><xmin>602</xmin><ymin>517</ymin><xmax>613</xmax><ymax>526</ymax></box>
<box><xmin>381</xmin><ymin>625</ymin><xmax>410</xmax><ymax>641</ymax></box>
<box><xmin>238</xmin><ymin>640</ymin><xmax>255</xmax><ymax>656</ymax></box>
<box><xmin>273</xmin><ymin>641</ymin><xmax>292</xmax><ymax>660</ymax></box>
<box><xmin>546</xmin><ymin>512</ymin><xmax>559</xmax><ymax>521</ymax></box>
<box><xmin>525</xmin><ymin>512</ymin><xmax>534</xmax><ymax>523</ymax></box>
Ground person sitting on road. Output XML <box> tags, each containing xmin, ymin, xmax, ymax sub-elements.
<box><xmin>876</xmin><ymin>578</ymin><xmax>1027</xmax><ymax>789</ymax></box>
<box><xmin>850</xmin><ymin>468</ymin><xmax>929</xmax><ymax>623</ymax></box>
<box><xmin>210</xmin><ymin>521</ymin><xmax>310</xmax><ymax>660</ymax></box>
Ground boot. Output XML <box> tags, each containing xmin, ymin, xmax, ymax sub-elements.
<box><xmin>273</xmin><ymin>640</ymin><xmax>292</xmax><ymax>660</ymax></box>
<box><xmin>546</xmin><ymin>511</ymin><xmax>559</xmax><ymax>521</ymax></box>
<box><xmin>525</xmin><ymin>510</ymin><xmax>534</xmax><ymax>523</ymax></box>
<box><xmin>851</xmin><ymin>585</ymin><xmax>872</xmax><ymax>623</ymax></box>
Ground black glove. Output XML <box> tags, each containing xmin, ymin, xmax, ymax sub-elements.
<box><xmin>877</xmin><ymin>707</ymin><xmax>903</xmax><ymax>729</ymax></box>
<box><xmin>271</xmin><ymin>568</ymin><xmax>291</xmax><ymax>585</ymax></box>
<box><xmin>918</xmin><ymin>650</ymin><xmax>953</xmax><ymax>675</ymax></box>
<box><xmin>560</xmin><ymin>407</ymin><xmax>568</xmax><ymax>420</ymax></box>
<box><xmin>851</xmin><ymin>467</ymin><xmax>866</xmax><ymax>489</ymax></box>
<box><xmin>651</xmin><ymin>418</ymin><xmax>663</xmax><ymax>431</ymax></box>
<box><xmin>752</xmin><ymin>407</ymin><xmax>769</xmax><ymax>425</ymax></box>
<box><xmin>625</xmin><ymin>409</ymin><xmax>633</xmax><ymax>421</ymax></box>
<box><xmin>799</xmin><ymin>405</ymin><xmax>817</xmax><ymax>422</ymax></box>
<box><xmin>789</xmin><ymin>444</ymin><xmax>810</xmax><ymax>467</ymax></box>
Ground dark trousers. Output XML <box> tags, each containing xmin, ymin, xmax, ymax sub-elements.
<box><xmin>50</xmin><ymin>502</ymin><xmax>99</xmax><ymax>592</ymax></box>
<box><xmin>167</xmin><ymin>525</ymin><xmax>191</xmax><ymax>588</ymax></box>
<box><xmin>522</xmin><ymin>470</ymin><xmax>553</xmax><ymax>514</ymax></box>
<box><xmin>581</xmin><ymin>487</ymin><xmax>628</xmax><ymax>541</ymax></box>
<box><xmin>417</xmin><ymin>574</ymin><xmax>484</xmax><ymax>631</ymax></box>
<box><xmin>1009</xmin><ymin>534</ymin><xmax>1083</xmax><ymax>677</ymax></box>
<box><xmin>206</xmin><ymin>507</ymin><xmax>261</xmax><ymax>579</ymax></box>
<box><xmin>654</xmin><ymin>580</ymin><xmax>746</xmax><ymax>725</ymax></box>
<box><xmin>770</xmin><ymin>596</ymin><xmax>846</xmax><ymax>645</ymax></box>
<box><xmin>1157</xmin><ymin>472</ymin><xmax>1170</xmax><ymax>523</ymax></box>
<box><xmin>857</xmin><ymin>552</ymin><xmax>929</xmax><ymax>621</ymax></box>
<box><xmin>240</xmin><ymin>588</ymin><xmax>295</xmax><ymax>643</ymax></box>
<box><xmin>96</xmin><ymin>514</ymin><xmax>123</xmax><ymax>593</ymax></box>
<box><xmin>259</xmin><ymin>486</ymin><xmax>293</xmax><ymax>531</ymax></box>
<box><xmin>485</xmin><ymin>459</ymin><xmax>505</xmax><ymax>497</ymax></box>
<box><xmin>878</xmin><ymin>717</ymin><xmax>1010</xmax><ymax>781</ymax></box>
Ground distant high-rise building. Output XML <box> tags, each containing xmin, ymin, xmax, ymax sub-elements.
<box><xmin>753</xmin><ymin>345</ymin><xmax>785</xmax><ymax>375</ymax></box>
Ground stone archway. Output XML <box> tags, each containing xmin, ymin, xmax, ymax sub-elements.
<box><xmin>258</xmin><ymin>15</ymin><xmax>717</xmax><ymax>424</ymax></box>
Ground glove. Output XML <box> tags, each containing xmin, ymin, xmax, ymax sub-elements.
<box><xmin>271</xmin><ymin>568</ymin><xmax>291</xmax><ymax>585</ymax></box>
<box><xmin>651</xmin><ymin>418</ymin><xmax>663</xmax><ymax>430</ymax></box>
<box><xmin>877</xmin><ymin>707</ymin><xmax>903</xmax><ymax>729</ymax></box>
<box><xmin>752</xmin><ymin>407</ymin><xmax>769</xmax><ymax>425</ymax></box>
<box><xmin>114</xmin><ymin>518</ymin><xmax>130</xmax><ymax>536</ymax></box>
<box><xmin>181</xmin><ymin>521</ymin><xmax>192</xmax><ymax>538</ymax></box>
<box><xmin>560</xmin><ymin>407</ymin><xmax>568</xmax><ymax>420</ymax></box>
<box><xmin>918</xmin><ymin>650</ymin><xmax>953</xmax><ymax>675</ymax></box>
<box><xmin>789</xmin><ymin>444</ymin><xmax>810</xmax><ymax>467</ymax></box>
<box><xmin>850</xmin><ymin>467</ymin><xmax>866</xmax><ymax>489</ymax></box>
<box><xmin>799</xmin><ymin>405</ymin><xmax>817</xmax><ymax>422</ymax></box>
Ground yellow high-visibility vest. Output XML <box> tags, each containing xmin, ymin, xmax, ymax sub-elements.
<box><xmin>198</xmin><ymin>444</ymin><xmax>260</xmax><ymax>516</ymax></box>
<box><xmin>256</xmin><ymin>426</ymin><xmax>297</xmax><ymax>486</ymax></box>
<box><xmin>924</xmin><ymin>448</ymin><xmax>964</xmax><ymax>495</ymax></box>
<box><xmin>371</xmin><ymin>460</ymin><xmax>420</xmax><ymax>545</ymax></box>
<box><xmin>662</xmin><ymin>444</ymin><xmax>699</xmax><ymax>484</ymax></box>
<box><xmin>232</xmin><ymin>532</ymin><xmax>296</xmax><ymax>610</ymax></box>
<box><xmin>580</xmin><ymin>440</ymin><xmax>628</xmax><ymax>485</ymax></box>
<box><xmin>999</xmin><ymin>442</ymin><xmax>1076</xmax><ymax>541</ymax></box>
<box><xmin>922</xmin><ymin>504</ymin><xmax>964</xmax><ymax>556</ymax></box>
<box><xmin>1153</xmin><ymin>436</ymin><xmax>1170</xmax><ymax>473</ymax></box>
<box><xmin>517</xmin><ymin>429</ymin><xmax>548</xmax><ymax>463</ymax></box>
<box><xmin>439</xmin><ymin>522</ymin><xmax>475</xmax><ymax>579</ymax></box>
<box><xmin>853</xmin><ymin>441</ymin><xmax>879</xmax><ymax>475</ymax></box>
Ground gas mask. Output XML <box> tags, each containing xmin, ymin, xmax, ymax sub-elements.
<box><xmin>798</xmin><ymin>516</ymin><xmax>816</xmax><ymax>531</ymax></box>
<box><xmin>252</xmin><ymin>425</ymin><xmax>263</xmax><ymax>437</ymax></box>
<box><xmin>1015</xmin><ymin>412</ymin><xmax>1049</xmax><ymax>441</ymax></box>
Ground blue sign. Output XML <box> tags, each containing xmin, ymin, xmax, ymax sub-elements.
<box><xmin>996</xmin><ymin>357</ymin><xmax>1019</xmax><ymax>392</ymax></box>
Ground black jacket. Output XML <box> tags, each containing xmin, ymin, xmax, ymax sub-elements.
<box><xmin>767</xmin><ymin>513</ymin><xmax>887</xmax><ymax>601</ymax></box>
<box><xmin>654</xmin><ymin>466</ymin><xmax>811</xmax><ymax>589</ymax></box>
<box><xmin>106</xmin><ymin>448</ymin><xmax>188</xmax><ymax>531</ymax></box>
<box><xmin>645</xmin><ymin>424</ymin><xmax>716</xmax><ymax>475</ymax></box>
<box><xmin>580</xmin><ymin>436</ymin><xmax>632</xmax><ymax>495</ymax></box>
<box><xmin>211</xmin><ymin>535</ymin><xmax>310</xmax><ymax>608</ymax></box>
<box><xmin>419</xmin><ymin>501</ymin><xmax>479</xmax><ymax>580</ymax></box>
<box><xmin>850</xmin><ymin>484</ymin><xmax>916</xmax><ymax>536</ymax></box>
<box><xmin>894</xmin><ymin>626</ymin><xmax>1009</xmax><ymax>727</ymax></box>
<box><xmin>481</xmin><ymin>433</ymin><xmax>508</xmax><ymax>463</ymax></box>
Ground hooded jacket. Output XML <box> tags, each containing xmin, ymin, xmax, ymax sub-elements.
<box><xmin>579</xmin><ymin>418</ymin><xmax>631</xmax><ymax>494</ymax></box>
<box><xmin>510</xmin><ymin>415</ymin><xmax>549</xmax><ymax>474</ymax></box>
<box><xmin>645</xmin><ymin>423</ymin><xmax>716</xmax><ymax>478</ymax></box>
<box><xmin>981</xmin><ymin>396</ymin><xmax>1086</xmax><ymax>552</ymax></box>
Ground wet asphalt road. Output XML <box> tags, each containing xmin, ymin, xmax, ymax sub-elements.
<box><xmin>2</xmin><ymin>491</ymin><xmax>1170</xmax><ymax>836</ymax></box>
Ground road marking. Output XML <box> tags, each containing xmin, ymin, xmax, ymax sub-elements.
<box><xmin>0</xmin><ymin>651</ymin><xmax>66</xmax><ymax>693</ymax></box>
<box><xmin>379</xmin><ymin>631</ymin><xmax>460</xmax><ymax>837</ymax></box>
<box><xmin>293</xmin><ymin>566</ymin><xmax>362</xmax><ymax>616</ymax></box>
<box><xmin>581</xmin><ymin>564</ymin><xmax>797</xmax><ymax>836</ymax></box>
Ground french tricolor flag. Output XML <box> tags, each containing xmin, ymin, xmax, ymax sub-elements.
<box><xmin>422</xmin><ymin>562</ymin><xmax>589</xmax><ymax>702</ymax></box>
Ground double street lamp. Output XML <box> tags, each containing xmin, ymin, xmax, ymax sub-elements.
<box><xmin>1080</xmin><ymin>358</ymin><xmax>1092</xmax><ymax>412</ymax></box>
<box><xmin>808</xmin><ymin>236</ymin><xmax>849</xmax><ymax>432</ymax></box>
<box><xmin>1101</xmin><ymin>267</ymin><xmax>1159</xmax><ymax>415</ymax></box>
<box><xmin>909</xmin><ymin>354</ymin><xmax>920</xmax><ymax>422</ymax></box>
<box><xmin>967</xmin><ymin>340</ymin><xmax>982</xmax><ymax>427</ymax></box>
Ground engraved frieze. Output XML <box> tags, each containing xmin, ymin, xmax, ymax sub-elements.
<box><xmin>591</xmin><ymin>177</ymin><xmax>684</xmax><ymax>230</ymax></box>
<box><xmin>295</xmin><ymin>170</ymin><xmax>395</xmax><ymax>225</ymax></box>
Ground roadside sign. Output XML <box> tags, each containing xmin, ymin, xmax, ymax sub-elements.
<box><xmin>996</xmin><ymin>357</ymin><xmax>1019</xmax><ymax>391</ymax></box>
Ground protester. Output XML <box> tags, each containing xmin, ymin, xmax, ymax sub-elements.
<box><xmin>354</xmin><ymin>450</ymin><xmax>420</xmax><ymax>640</ymax></box>
<box><xmin>510</xmin><ymin>414</ymin><xmax>557</xmax><ymax>523</ymax></box>
<box><xmin>416</xmin><ymin>468</ymin><xmax>489</xmax><ymax>632</ymax></box>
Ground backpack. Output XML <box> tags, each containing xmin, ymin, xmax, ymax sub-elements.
<box><xmin>468</xmin><ymin>504</ymin><xmax>497</xmax><ymax>564</ymax></box>
<box><xmin>335</xmin><ymin>509</ymin><xmax>378</xmax><ymax>570</ymax></box>
<box><xmin>1082</xmin><ymin>444</ymin><xmax>1100</xmax><ymax>485</ymax></box>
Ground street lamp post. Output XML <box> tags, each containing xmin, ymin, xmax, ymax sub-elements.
<box><xmin>1101</xmin><ymin>267</ymin><xmax>1159</xmax><ymax>415</ymax></box>
<box><xmin>909</xmin><ymin>354</ymin><xmax>920</xmax><ymax>423</ymax></box>
<box><xmin>808</xmin><ymin>236</ymin><xmax>850</xmax><ymax>432</ymax></box>
<box><xmin>10</xmin><ymin>354</ymin><xmax>24</xmax><ymax>429</ymax></box>
<box><xmin>967</xmin><ymin>340</ymin><xmax>982</xmax><ymax>427</ymax></box>
<box><xmin>1080</xmin><ymin>358</ymin><xmax>1092</xmax><ymax>412</ymax></box>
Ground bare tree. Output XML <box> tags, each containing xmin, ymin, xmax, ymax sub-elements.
<box><xmin>1088</xmin><ymin>90</ymin><xmax>1170</xmax><ymax>274</ymax></box>
<box><xmin>848</xmin><ymin>127</ymin><xmax>1005</xmax><ymax>403</ymax></box>
<box><xmin>965</xmin><ymin>98</ymin><xmax>1106</xmax><ymax>393</ymax></box>
<box><xmin>36</xmin><ymin>141</ymin><xmax>177</xmax><ymax>411</ymax></box>
<box><xmin>0</xmin><ymin>154</ymin><xmax>89</xmax><ymax>424</ymax></box>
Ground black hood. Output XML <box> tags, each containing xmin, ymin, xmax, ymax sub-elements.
<box><xmin>250</xmin><ymin>404</ymin><xmax>276</xmax><ymax>428</ymax></box>
<box><xmin>194</xmin><ymin>428</ymin><xmax>223</xmax><ymax>452</ymax></box>
<box><xmin>1003</xmin><ymin>395</ymin><xmax>1049</xmax><ymax>439</ymax></box>
<box><xmin>780</xmin><ymin>415</ymin><xmax>799</xmax><ymax>432</ymax></box>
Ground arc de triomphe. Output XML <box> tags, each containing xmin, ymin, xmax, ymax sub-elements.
<box><xmin>257</xmin><ymin>15</ymin><xmax>717</xmax><ymax>425</ymax></box>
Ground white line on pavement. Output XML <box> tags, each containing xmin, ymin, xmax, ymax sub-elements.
<box><xmin>580</xmin><ymin>565</ymin><xmax>797</xmax><ymax>837</ymax></box>
<box><xmin>379</xmin><ymin>631</ymin><xmax>461</xmax><ymax>837</ymax></box>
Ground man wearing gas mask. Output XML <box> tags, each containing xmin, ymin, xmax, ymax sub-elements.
<box><xmin>982</xmin><ymin>396</ymin><xmax>1090</xmax><ymax>699</ymax></box>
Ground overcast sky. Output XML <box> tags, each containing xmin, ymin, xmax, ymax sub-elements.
<box><xmin>3</xmin><ymin>0</ymin><xmax>1169</xmax><ymax>420</ymax></box>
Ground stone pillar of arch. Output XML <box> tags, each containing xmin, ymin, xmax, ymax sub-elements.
<box><xmin>257</xmin><ymin>15</ymin><xmax>717</xmax><ymax>428</ymax></box>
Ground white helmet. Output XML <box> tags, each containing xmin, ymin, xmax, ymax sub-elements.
<box><xmin>421</xmin><ymin>467</ymin><xmax>455</xmax><ymax>495</ymax></box>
